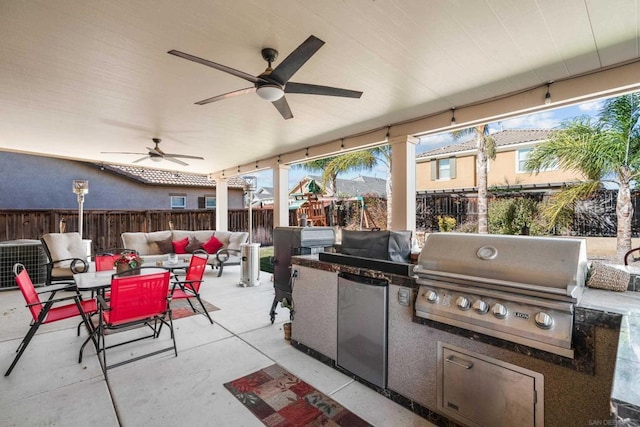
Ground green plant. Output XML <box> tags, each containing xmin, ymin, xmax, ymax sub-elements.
<box><xmin>437</xmin><ymin>215</ymin><xmax>456</xmax><ymax>232</ymax></box>
<box><xmin>488</xmin><ymin>197</ymin><xmax>540</xmax><ymax>235</ymax></box>
<box><xmin>259</xmin><ymin>246</ymin><xmax>274</xmax><ymax>273</ymax></box>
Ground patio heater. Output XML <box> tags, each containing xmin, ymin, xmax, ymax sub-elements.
<box><xmin>239</xmin><ymin>176</ymin><xmax>260</xmax><ymax>287</ymax></box>
<box><xmin>72</xmin><ymin>180</ymin><xmax>89</xmax><ymax>239</ymax></box>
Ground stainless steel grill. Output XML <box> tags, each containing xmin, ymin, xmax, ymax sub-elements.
<box><xmin>414</xmin><ymin>233</ymin><xmax>588</xmax><ymax>358</ymax></box>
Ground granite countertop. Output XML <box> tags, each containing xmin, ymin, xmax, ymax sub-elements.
<box><xmin>581</xmin><ymin>289</ymin><xmax>640</xmax><ymax>419</ymax></box>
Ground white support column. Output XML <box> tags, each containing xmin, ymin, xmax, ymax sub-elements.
<box><xmin>214</xmin><ymin>177</ymin><xmax>229</xmax><ymax>231</ymax></box>
<box><xmin>389</xmin><ymin>135</ymin><xmax>418</xmax><ymax>232</ymax></box>
<box><xmin>273</xmin><ymin>164</ymin><xmax>290</xmax><ymax>227</ymax></box>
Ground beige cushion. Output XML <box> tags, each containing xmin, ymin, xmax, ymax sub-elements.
<box><xmin>42</xmin><ymin>232</ymin><xmax>86</xmax><ymax>266</ymax></box>
<box><xmin>215</xmin><ymin>231</ymin><xmax>248</xmax><ymax>251</ymax></box>
<box><xmin>229</xmin><ymin>232</ymin><xmax>249</xmax><ymax>250</ymax></box>
<box><xmin>171</xmin><ymin>230</ymin><xmax>214</xmax><ymax>244</ymax></box>
<box><xmin>121</xmin><ymin>231</ymin><xmax>172</xmax><ymax>255</ymax></box>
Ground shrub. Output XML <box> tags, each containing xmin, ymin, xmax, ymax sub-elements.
<box><xmin>437</xmin><ymin>215</ymin><xmax>457</xmax><ymax>232</ymax></box>
<box><xmin>488</xmin><ymin>197</ymin><xmax>540</xmax><ymax>235</ymax></box>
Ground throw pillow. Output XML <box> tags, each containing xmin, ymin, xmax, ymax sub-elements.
<box><xmin>586</xmin><ymin>261</ymin><xmax>630</xmax><ymax>292</ymax></box>
<box><xmin>185</xmin><ymin>237</ymin><xmax>204</xmax><ymax>253</ymax></box>
<box><xmin>172</xmin><ymin>237</ymin><xmax>189</xmax><ymax>254</ymax></box>
<box><xmin>202</xmin><ymin>235</ymin><xmax>224</xmax><ymax>254</ymax></box>
<box><xmin>154</xmin><ymin>237</ymin><xmax>174</xmax><ymax>254</ymax></box>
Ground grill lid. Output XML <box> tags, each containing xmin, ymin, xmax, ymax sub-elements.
<box><xmin>416</xmin><ymin>233</ymin><xmax>587</xmax><ymax>298</ymax></box>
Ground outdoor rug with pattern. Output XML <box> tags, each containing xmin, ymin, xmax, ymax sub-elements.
<box><xmin>171</xmin><ymin>298</ymin><xmax>219</xmax><ymax>320</ymax></box>
<box><xmin>224</xmin><ymin>364</ymin><xmax>371</xmax><ymax>426</ymax></box>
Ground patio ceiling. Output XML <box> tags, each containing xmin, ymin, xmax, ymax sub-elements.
<box><xmin>1</xmin><ymin>1</ymin><xmax>639</xmax><ymax>176</ymax></box>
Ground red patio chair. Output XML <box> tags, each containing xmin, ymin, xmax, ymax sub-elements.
<box><xmin>80</xmin><ymin>268</ymin><xmax>176</xmax><ymax>377</ymax></box>
<box><xmin>170</xmin><ymin>250</ymin><xmax>213</xmax><ymax>324</ymax></box>
<box><xmin>94</xmin><ymin>249</ymin><xmax>139</xmax><ymax>272</ymax></box>
<box><xmin>5</xmin><ymin>263</ymin><xmax>97</xmax><ymax>376</ymax></box>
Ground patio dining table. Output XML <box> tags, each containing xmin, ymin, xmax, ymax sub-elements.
<box><xmin>74</xmin><ymin>267</ymin><xmax>171</xmax><ymax>293</ymax></box>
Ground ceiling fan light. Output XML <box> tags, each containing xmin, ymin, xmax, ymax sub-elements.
<box><xmin>256</xmin><ymin>85</ymin><xmax>284</xmax><ymax>102</ymax></box>
<box><xmin>150</xmin><ymin>156</ymin><xmax>163</xmax><ymax>162</ymax></box>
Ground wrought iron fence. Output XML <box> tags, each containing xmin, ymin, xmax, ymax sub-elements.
<box><xmin>416</xmin><ymin>190</ymin><xmax>640</xmax><ymax>236</ymax></box>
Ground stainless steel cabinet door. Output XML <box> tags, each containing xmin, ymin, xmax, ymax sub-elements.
<box><xmin>439</xmin><ymin>344</ymin><xmax>543</xmax><ymax>427</ymax></box>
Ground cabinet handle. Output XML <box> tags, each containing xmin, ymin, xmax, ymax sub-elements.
<box><xmin>446</xmin><ymin>355</ymin><xmax>474</xmax><ymax>369</ymax></box>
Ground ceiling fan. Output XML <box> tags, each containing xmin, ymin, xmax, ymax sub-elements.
<box><xmin>101</xmin><ymin>138</ymin><xmax>204</xmax><ymax>166</ymax></box>
<box><xmin>168</xmin><ymin>35</ymin><xmax>363</xmax><ymax>119</ymax></box>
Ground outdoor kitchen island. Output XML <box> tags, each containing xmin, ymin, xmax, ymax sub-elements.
<box><xmin>289</xmin><ymin>250</ymin><xmax>640</xmax><ymax>427</ymax></box>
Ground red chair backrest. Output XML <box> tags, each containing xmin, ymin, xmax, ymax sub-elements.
<box><xmin>108</xmin><ymin>271</ymin><xmax>170</xmax><ymax>324</ymax></box>
<box><xmin>185</xmin><ymin>253</ymin><xmax>208</xmax><ymax>291</ymax></box>
<box><xmin>95</xmin><ymin>254</ymin><xmax>118</xmax><ymax>271</ymax></box>
<box><xmin>14</xmin><ymin>266</ymin><xmax>42</xmax><ymax>321</ymax></box>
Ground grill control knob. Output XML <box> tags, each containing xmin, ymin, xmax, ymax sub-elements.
<box><xmin>472</xmin><ymin>300</ymin><xmax>489</xmax><ymax>314</ymax></box>
<box><xmin>424</xmin><ymin>290</ymin><xmax>439</xmax><ymax>303</ymax></box>
<box><xmin>456</xmin><ymin>296</ymin><xmax>471</xmax><ymax>311</ymax></box>
<box><xmin>492</xmin><ymin>303</ymin><xmax>508</xmax><ymax>319</ymax></box>
<box><xmin>535</xmin><ymin>312</ymin><xmax>554</xmax><ymax>329</ymax></box>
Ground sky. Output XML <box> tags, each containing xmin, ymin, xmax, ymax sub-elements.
<box><xmin>248</xmin><ymin>100</ymin><xmax>604</xmax><ymax>190</ymax></box>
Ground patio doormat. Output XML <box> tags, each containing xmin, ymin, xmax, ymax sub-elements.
<box><xmin>224</xmin><ymin>364</ymin><xmax>371</xmax><ymax>426</ymax></box>
<box><xmin>171</xmin><ymin>298</ymin><xmax>219</xmax><ymax>320</ymax></box>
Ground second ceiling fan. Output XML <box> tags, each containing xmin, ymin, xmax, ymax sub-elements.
<box><xmin>168</xmin><ymin>35</ymin><xmax>362</xmax><ymax>120</ymax></box>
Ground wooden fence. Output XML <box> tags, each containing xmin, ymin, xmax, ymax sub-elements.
<box><xmin>0</xmin><ymin>208</ymin><xmax>298</xmax><ymax>253</ymax></box>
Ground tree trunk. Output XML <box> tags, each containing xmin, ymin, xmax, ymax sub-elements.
<box><xmin>616</xmin><ymin>177</ymin><xmax>633</xmax><ymax>263</ymax></box>
<box><xmin>476</xmin><ymin>126</ymin><xmax>489</xmax><ymax>234</ymax></box>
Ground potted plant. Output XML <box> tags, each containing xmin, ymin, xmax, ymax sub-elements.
<box><xmin>280</xmin><ymin>297</ymin><xmax>294</xmax><ymax>340</ymax></box>
<box><xmin>114</xmin><ymin>251</ymin><xmax>144</xmax><ymax>275</ymax></box>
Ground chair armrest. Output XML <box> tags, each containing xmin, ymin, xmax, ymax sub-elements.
<box><xmin>96</xmin><ymin>294</ymin><xmax>110</xmax><ymax>310</ymax></box>
<box><xmin>69</xmin><ymin>258</ymin><xmax>89</xmax><ymax>274</ymax></box>
<box><xmin>36</xmin><ymin>283</ymin><xmax>77</xmax><ymax>294</ymax></box>
<box><xmin>49</xmin><ymin>257</ymin><xmax>88</xmax><ymax>274</ymax></box>
<box><xmin>171</xmin><ymin>279</ymin><xmax>203</xmax><ymax>293</ymax></box>
<box><xmin>624</xmin><ymin>247</ymin><xmax>640</xmax><ymax>265</ymax></box>
<box><xmin>25</xmin><ymin>294</ymin><xmax>80</xmax><ymax>307</ymax></box>
<box><xmin>216</xmin><ymin>248</ymin><xmax>240</xmax><ymax>263</ymax></box>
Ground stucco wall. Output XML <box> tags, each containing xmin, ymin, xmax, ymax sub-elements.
<box><xmin>416</xmin><ymin>151</ymin><xmax>583</xmax><ymax>191</ymax></box>
<box><xmin>0</xmin><ymin>152</ymin><xmax>244</xmax><ymax>209</ymax></box>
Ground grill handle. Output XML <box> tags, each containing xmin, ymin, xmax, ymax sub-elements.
<box><xmin>414</xmin><ymin>267</ymin><xmax>572</xmax><ymax>297</ymax></box>
<box><xmin>446</xmin><ymin>355</ymin><xmax>473</xmax><ymax>369</ymax></box>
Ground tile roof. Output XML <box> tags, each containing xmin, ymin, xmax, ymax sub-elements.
<box><xmin>417</xmin><ymin>129</ymin><xmax>555</xmax><ymax>158</ymax></box>
<box><xmin>97</xmin><ymin>164</ymin><xmax>246</xmax><ymax>188</ymax></box>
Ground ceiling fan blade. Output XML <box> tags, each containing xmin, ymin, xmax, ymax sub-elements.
<box><xmin>100</xmin><ymin>151</ymin><xmax>147</xmax><ymax>155</ymax></box>
<box><xmin>195</xmin><ymin>87</ymin><xmax>256</xmax><ymax>105</ymax></box>
<box><xmin>163</xmin><ymin>153</ymin><xmax>205</xmax><ymax>160</ymax></box>
<box><xmin>132</xmin><ymin>156</ymin><xmax>149</xmax><ymax>163</ymax></box>
<box><xmin>168</xmin><ymin>50</ymin><xmax>262</xmax><ymax>84</ymax></box>
<box><xmin>272</xmin><ymin>96</ymin><xmax>293</xmax><ymax>120</ymax></box>
<box><xmin>285</xmin><ymin>82</ymin><xmax>363</xmax><ymax>98</ymax></box>
<box><xmin>269</xmin><ymin>35</ymin><xmax>325</xmax><ymax>85</ymax></box>
<box><xmin>163</xmin><ymin>157</ymin><xmax>189</xmax><ymax>166</ymax></box>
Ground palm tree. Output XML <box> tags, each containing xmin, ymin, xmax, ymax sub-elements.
<box><xmin>294</xmin><ymin>147</ymin><xmax>388</xmax><ymax>226</ymax></box>
<box><xmin>526</xmin><ymin>93</ymin><xmax>640</xmax><ymax>262</ymax></box>
<box><xmin>293</xmin><ymin>157</ymin><xmax>338</xmax><ymax>195</ymax></box>
<box><xmin>321</xmin><ymin>150</ymin><xmax>378</xmax><ymax>196</ymax></box>
<box><xmin>453</xmin><ymin>125</ymin><xmax>496</xmax><ymax>233</ymax></box>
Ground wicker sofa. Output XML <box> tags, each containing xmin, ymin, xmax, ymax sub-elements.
<box><xmin>121</xmin><ymin>230</ymin><xmax>248</xmax><ymax>277</ymax></box>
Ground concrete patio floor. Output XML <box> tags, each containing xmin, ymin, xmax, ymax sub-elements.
<box><xmin>0</xmin><ymin>266</ymin><xmax>435</xmax><ymax>427</ymax></box>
